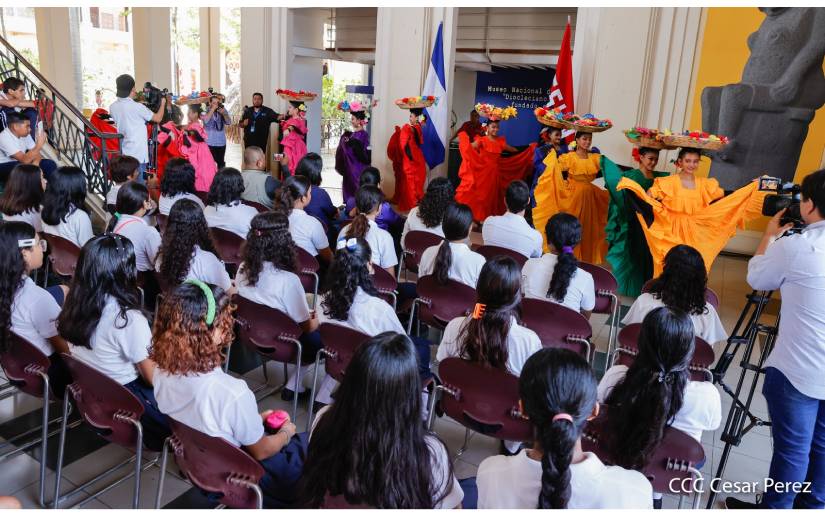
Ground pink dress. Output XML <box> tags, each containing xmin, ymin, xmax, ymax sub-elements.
<box><xmin>281</xmin><ymin>117</ymin><xmax>308</xmax><ymax>172</ymax></box>
<box><xmin>181</xmin><ymin>122</ymin><xmax>217</xmax><ymax>192</ymax></box>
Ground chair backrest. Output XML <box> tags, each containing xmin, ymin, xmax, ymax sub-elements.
<box><xmin>641</xmin><ymin>280</ymin><xmax>721</xmax><ymax>311</ymax></box>
<box><xmin>372</xmin><ymin>266</ymin><xmax>397</xmax><ymax>305</ymax></box>
<box><xmin>156</xmin><ymin>213</ymin><xmax>168</xmax><ymax>235</ymax></box>
<box><xmin>210</xmin><ymin>228</ymin><xmax>245</xmax><ymax>266</ymax></box>
<box><xmin>475</xmin><ymin>245</ymin><xmax>528</xmax><ymax>268</ymax></box>
<box><xmin>195</xmin><ymin>190</ymin><xmax>209</xmax><ymax>204</ymax></box>
<box><xmin>167</xmin><ymin>418</ymin><xmax>265</xmax><ymax>509</ymax></box>
<box><xmin>0</xmin><ymin>332</ymin><xmax>51</xmax><ymax>398</ymax></box>
<box><xmin>318</xmin><ymin>323</ymin><xmax>371</xmax><ymax>381</ymax></box>
<box><xmin>615</xmin><ymin>323</ymin><xmax>715</xmax><ymax>382</ymax></box>
<box><xmin>42</xmin><ymin>233</ymin><xmax>81</xmax><ymax>278</ymax></box>
<box><xmin>415</xmin><ymin>275</ymin><xmax>477</xmax><ymax>330</ymax></box>
<box><xmin>233</xmin><ymin>294</ymin><xmax>302</xmax><ymax>363</ymax></box>
<box><xmin>520</xmin><ymin>297</ymin><xmax>593</xmax><ymax>359</ymax></box>
<box><xmin>60</xmin><ymin>353</ymin><xmax>145</xmax><ymax>449</ymax></box>
<box><xmin>241</xmin><ymin>200</ymin><xmax>270</xmax><ymax>213</ymax></box>
<box><xmin>295</xmin><ymin>246</ymin><xmax>320</xmax><ymax>294</ymax></box>
<box><xmin>577</xmin><ymin>262</ymin><xmax>618</xmax><ymax>315</ymax></box>
<box><xmin>402</xmin><ymin>230</ymin><xmax>444</xmax><ymax>273</ymax></box>
<box><xmin>437</xmin><ymin>357</ymin><xmax>532</xmax><ymax>442</ymax></box>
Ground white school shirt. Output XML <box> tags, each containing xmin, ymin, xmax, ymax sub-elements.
<box><xmin>317</xmin><ymin>287</ymin><xmax>405</xmax><ymax>336</ymax></box>
<box><xmin>401</xmin><ymin>206</ymin><xmax>444</xmax><ymax>248</ymax></box>
<box><xmin>481</xmin><ymin>212</ymin><xmax>543</xmax><ymax>258</ymax></box>
<box><xmin>157</xmin><ymin>192</ymin><xmax>204</xmax><ymax>215</ymax></box>
<box><xmin>203</xmin><ymin>201</ymin><xmax>257</xmax><ymax>239</ymax></box>
<box><xmin>437</xmin><ymin>315</ymin><xmax>542</xmax><ymax>376</ymax></box>
<box><xmin>288</xmin><ymin>208</ymin><xmax>328</xmax><ymax>257</ymax></box>
<box><xmin>111</xmin><ymin>214</ymin><xmax>161</xmax><ymax>272</ymax></box>
<box><xmin>477</xmin><ymin>449</ymin><xmax>653</xmax><ymax>509</ymax></box>
<box><xmin>235</xmin><ymin>263</ymin><xmax>311</xmax><ymax>324</ymax></box>
<box><xmin>621</xmin><ymin>293</ymin><xmax>728</xmax><ymax>346</ymax></box>
<box><xmin>69</xmin><ymin>296</ymin><xmax>150</xmax><ymax>385</ymax></box>
<box><xmin>0</xmin><ymin>91</ymin><xmax>22</xmax><ymax>112</ymax></box>
<box><xmin>154</xmin><ymin>245</ymin><xmax>232</xmax><ymax>292</ymax></box>
<box><xmin>418</xmin><ymin>241</ymin><xmax>485</xmax><ymax>289</ymax></box>
<box><xmin>42</xmin><ymin>206</ymin><xmax>94</xmax><ymax>249</ymax></box>
<box><xmin>109</xmin><ymin>97</ymin><xmax>153</xmax><ymax>163</ymax></box>
<box><xmin>11</xmin><ymin>276</ymin><xmax>61</xmax><ymax>356</ymax></box>
<box><xmin>154</xmin><ymin>366</ymin><xmax>264</xmax><ymax>448</ymax></box>
<box><xmin>597</xmin><ymin>364</ymin><xmax>722</xmax><ymax>442</ymax></box>
<box><xmin>343</xmin><ymin>218</ymin><xmax>398</xmax><ymax>269</ymax></box>
<box><xmin>2</xmin><ymin>207</ymin><xmax>42</xmax><ymax>232</ymax></box>
<box><xmin>0</xmin><ymin>128</ymin><xmax>35</xmax><ymax>163</ymax></box>
<box><xmin>522</xmin><ymin>253</ymin><xmax>596</xmax><ymax>312</ymax></box>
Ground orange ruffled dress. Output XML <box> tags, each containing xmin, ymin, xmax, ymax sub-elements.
<box><xmin>454</xmin><ymin>132</ymin><xmax>536</xmax><ymax>222</ymax></box>
<box><xmin>387</xmin><ymin>123</ymin><xmax>427</xmax><ymax>212</ymax></box>
<box><xmin>532</xmin><ymin>150</ymin><xmax>609</xmax><ymax>264</ymax></box>
<box><xmin>616</xmin><ymin>175</ymin><xmax>767</xmax><ymax>276</ymax></box>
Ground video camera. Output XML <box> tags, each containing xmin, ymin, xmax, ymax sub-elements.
<box><xmin>759</xmin><ymin>176</ymin><xmax>804</xmax><ymax>231</ymax></box>
<box><xmin>141</xmin><ymin>82</ymin><xmax>170</xmax><ymax>113</ymax></box>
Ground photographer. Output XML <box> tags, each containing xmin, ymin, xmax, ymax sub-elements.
<box><xmin>240</xmin><ymin>92</ymin><xmax>279</xmax><ymax>152</ymax></box>
<box><xmin>109</xmin><ymin>74</ymin><xmax>166</xmax><ymax>182</ymax></box>
<box><xmin>727</xmin><ymin>169</ymin><xmax>825</xmax><ymax>509</ymax></box>
<box><xmin>202</xmin><ymin>95</ymin><xmax>231</xmax><ymax>169</ymax></box>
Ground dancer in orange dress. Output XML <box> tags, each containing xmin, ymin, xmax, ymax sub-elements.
<box><xmin>388</xmin><ymin>96</ymin><xmax>434</xmax><ymax>212</ymax></box>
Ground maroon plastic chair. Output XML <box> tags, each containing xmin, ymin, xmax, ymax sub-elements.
<box><xmin>321</xmin><ymin>494</ymin><xmax>372</xmax><ymax>509</ymax></box>
<box><xmin>475</xmin><ymin>245</ymin><xmax>529</xmax><ymax>267</ymax></box>
<box><xmin>295</xmin><ymin>246</ymin><xmax>320</xmax><ymax>309</ymax></box>
<box><xmin>372</xmin><ymin>266</ymin><xmax>398</xmax><ymax>308</ymax></box>
<box><xmin>195</xmin><ymin>190</ymin><xmax>209</xmax><ymax>204</ymax></box>
<box><xmin>233</xmin><ymin>294</ymin><xmax>303</xmax><ymax>419</ymax></box>
<box><xmin>52</xmin><ymin>353</ymin><xmax>147</xmax><ymax>509</ymax></box>
<box><xmin>241</xmin><ymin>199</ymin><xmax>270</xmax><ymax>213</ymax></box>
<box><xmin>156</xmin><ymin>213</ymin><xmax>169</xmax><ymax>235</ymax></box>
<box><xmin>641</xmin><ymin>280</ymin><xmax>721</xmax><ymax>311</ymax></box>
<box><xmin>407</xmin><ymin>275</ymin><xmax>477</xmax><ymax>334</ymax></box>
<box><xmin>613</xmin><ymin>323</ymin><xmax>715</xmax><ymax>382</ymax></box>
<box><xmin>210</xmin><ymin>227</ymin><xmax>245</xmax><ymax>273</ymax></box>
<box><xmin>429</xmin><ymin>357</ymin><xmax>532</xmax><ymax>456</ymax></box>
<box><xmin>520</xmin><ymin>297</ymin><xmax>594</xmax><ymax>362</ymax></box>
<box><xmin>306</xmin><ymin>323</ymin><xmax>371</xmax><ymax>431</ymax></box>
<box><xmin>155</xmin><ymin>418</ymin><xmax>265</xmax><ymax>509</ymax></box>
<box><xmin>578</xmin><ymin>262</ymin><xmax>620</xmax><ymax>361</ymax></box>
<box><xmin>400</xmin><ymin>230</ymin><xmax>444</xmax><ymax>278</ymax></box>
<box><xmin>41</xmin><ymin>233</ymin><xmax>80</xmax><ymax>284</ymax></box>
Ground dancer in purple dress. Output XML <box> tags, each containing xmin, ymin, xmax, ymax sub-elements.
<box><xmin>335</xmin><ymin>100</ymin><xmax>372</xmax><ymax>205</ymax></box>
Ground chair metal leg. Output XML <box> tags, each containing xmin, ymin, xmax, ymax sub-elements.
<box><xmin>223</xmin><ymin>343</ymin><xmax>232</xmax><ymax>373</ymax></box>
<box><xmin>37</xmin><ymin>372</ymin><xmax>49</xmax><ymax>508</ymax></box>
<box><xmin>262</xmin><ymin>362</ymin><xmax>269</xmax><ymax>383</ymax></box>
<box><xmin>426</xmin><ymin>385</ymin><xmax>443</xmax><ymax>430</ymax></box>
<box><xmin>52</xmin><ymin>390</ymin><xmax>71</xmax><ymax>508</ymax></box>
<box><xmin>154</xmin><ymin>437</ymin><xmax>171</xmax><ymax>509</ymax></box>
<box><xmin>131</xmin><ymin>421</ymin><xmax>143</xmax><ymax>509</ymax></box>
<box><xmin>306</xmin><ymin>349</ymin><xmax>326</xmax><ymax>432</ymax></box>
<box><xmin>406</xmin><ymin>299</ymin><xmax>419</xmax><ymax>336</ymax></box>
<box><xmin>454</xmin><ymin>428</ymin><xmax>471</xmax><ymax>459</ymax></box>
<box><xmin>43</xmin><ymin>260</ymin><xmax>50</xmax><ymax>288</ymax></box>
<box><xmin>228</xmin><ymin>478</ymin><xmax>263</xmax><ymax>509</ymax></box>
<box><xmin>291</xmin><ymin>339</ymin><xmax>302</xmax><ymax>421</ymax></box>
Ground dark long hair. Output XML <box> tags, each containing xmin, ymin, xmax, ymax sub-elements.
<box><xmin>321</xmin><ymin>238</ymin><xmax>379</xmax><ymax>321</ymax></box>
<box><xmin>348</xmin><ymin>185</ymin><xmax>383</xmax><ymax>239</ymax></box>
<box><xmin>206</xmin><ymin>167</ymin><xmax>245</xmax><ymax>206</ymax></box>
<box><xmin>0</xmin><ymin>164</ymin><xmax>43</xmax><ymax>216</ymax></box>
<box><xmin>457</xmin><ymin>256</ymin><xmax>521</xmax><ymax>370</ymax></box>
<box><xmin>545</xmin><ymin>213</ymin><xmax>581</xmax><ymax>303</ymax></box>
<box><xmin>294</xmin><ymin>152</ymin><xmax>324</xmax><ymax>186</ymax></box>
<box><xmin>58</xmin><ymin>234</ymin><xmax>142</xmax><ymax>349</ymax></box>
<box><xmin>105</xmin><ymin>182</ymin><xmax>149</xmax><ymax>232</ymax></box>
<box><xmin>0</xmin><ymin>222</ymin><xmax>36</xmax><ymax>352</ymax></box>
<box><xmin>519</xmin><ymin>348</ymin><xmax>598</xmax><ymax>509</ymax></box>
<box><xmin>605</xmin><ymin>306</ymin><xmax>694</xmax><ymax>469</ymax></box>
<box><xmin>274</xmin><ymin>175</ymin><xmax>311</xmax><ymax>216</ymax></box>
<box><xmin>432</xmin><ymin>202</ymin><xmax>472</xmax><ymax>286</ymax></box>
<box><xmin>647</xmin><ymin>245</ymin><xmax>708</xmax><ymax>315</ymax></box>
<box><xmin>160</xmin><ymin>158</ymin><xmax>197</xmax><ymax>197</ymax></box>
<box><xmin>417</xmin><ymin>177</ymin><xmax>454</xmax><ymax>228</ymax></box>
<box><xmin>299</xmin><ymin>332</ymin><xmax>454</xmax><ymax>508</ymax></box>
<box><xmin>41</xmin><ymin>166</ymin><xmax>87</xmax><ymax>226</ymax></box>
<box><xmin>157</xmin><ymin>199</ymin><xmax>219</xmax><ymax>287</ymax></box>
<box><xmin>240</xmin><ymin>212</ymin><xmax>298</xmax><ymax>286</ymax></box>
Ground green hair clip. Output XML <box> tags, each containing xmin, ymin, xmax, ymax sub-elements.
<box><xmin>184</xmin><ymin>279</ymin><xmax>216</xmax><ymax>326</ymax></box>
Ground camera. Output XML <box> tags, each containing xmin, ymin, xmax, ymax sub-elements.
<box><xmin>141</xmin><ymin>82</ymin><xmax>169</xmax><ymax>112</ymax></box>
<box><xmin>759</xmin><ymin>176</ymin><xmax>804</xmax><ymax>231</ymax></box>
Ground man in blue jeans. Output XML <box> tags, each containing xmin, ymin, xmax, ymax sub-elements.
<box><xmin>726</xmin><ymin>169</ymin><xmax>825</xmax><ymax>509</ymax></box>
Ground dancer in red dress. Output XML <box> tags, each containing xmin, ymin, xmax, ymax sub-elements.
<box><xmin>388</xmin><ymin>96</ymin><xmax>435</xmax><ymax>212</ymax></box>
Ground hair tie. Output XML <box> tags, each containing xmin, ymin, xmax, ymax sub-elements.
<box><xmin>562</xmin><ymin>246</ymin><xmax>574</xmax><ymax>255</ymax></box>
<box><xmin>336</xmin><ymin>237</ymin><xmax>357</xmax><ymax>251</ymax></box>
<box><xmin>552</xmin><ymin>413</ymin><xmax>574</xmax><ymax>423</ymax></box>
<box><xmin>472</xmin><ymin>303</ymin><xmax>486</xmax><ymax>319</ymax></box>
<box><xmin>114</xmin><ymin>212</ymin><xmax>121</xmax><ymax>219</ymax></box>
<box><xmin>17</xmin><ymin>238</ymin><xmax>36</xmax><ymax>248</ymax></box>
<box><xmin>185</xmin><ymin>279</ymin><xmax>216</xmax><ymax>326</ymax></box>
<box><xmin>255</xmin><ymin>229</ymin><xmax>262</xmax><ymax>237</ymax></box>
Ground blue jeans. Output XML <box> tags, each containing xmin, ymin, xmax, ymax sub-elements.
<box><xmin>124</xmin><ymin>377</ymin><xmax>171</xmax><ymax>451</ymax></box>
<box><xmin>761</xmin><ymin>367</ymin><xmax>825</xmax><ymax>508</ymax></box>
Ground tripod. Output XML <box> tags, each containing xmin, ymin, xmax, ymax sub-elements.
<box><xmin>705</xmin><ymin>290</ymin><xmax>779</xmax><ymax>508</ymax></box>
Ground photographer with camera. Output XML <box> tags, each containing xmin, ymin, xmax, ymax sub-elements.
<box><xmin>240</xmin><ymin>92</ymin><xmax>279</xmax><ymax>152</ymax></box>
<box><xmin>202</xmin><ymin>95</ymin><xmax>231</xmax><ymax>169</ymax></box>
<box><xmin>109</xmin><ymin>74</ymin><xmax>166</xmax><ymax>182</ymax></box>
<box><xmin>725</xmin><ymin>169</ymin><xmax>825</xmax><ymax>509</ymax></box>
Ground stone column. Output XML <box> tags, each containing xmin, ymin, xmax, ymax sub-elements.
<box><xmin>200</xmin><ymin>7</ymin><xmax>222</xmax><ymax>90</ymax></box>
<box><xmin>34</xmin><ymin>7</ymin><xmax>83</xmax><ymax>107</ymax></box>
<box><xmin>131</xmin><ymin>7</ymin><xmax>173</xmax><ymax>88</ymax></box>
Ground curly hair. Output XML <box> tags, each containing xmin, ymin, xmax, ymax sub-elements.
<box><xmin>322</xmin><ymin>238</ymin><xmax>379</xmax><ymax>321</ymax></box>
<box><xmin>0</xmin><ymin>164</ymin><xmax>43</xmax><ymax>217</ymax></box>
<box><xmin>150</xmin><ymin>282</ymin><xmax>235</xmax><ymax>375</ymax></box>
<box><xmin>0</xmin><ymin>222</ymin><xmax>36</xmax><ymax>353</ymax></box>
<box><xmin>206</xmin><ymin>167</ymin><xmax>245</xmax><ymax>206</ymax></box>
<box><xmin>241</xmin><ymin>212</ymin><xmax>298</xmax><ymax>286</ymax></box>
<box><xmin>160</xmin><ymin>158</ymin><xmax>197</xmax><ymax>197</ymax></box>
<box><xmin>41</xmin><ymin>166</ymin><xmax>87</xmax><ymax>226</ymax></box>
<box><xmin>156</xmin><ymin>199</ymin><xmax>219</xmax><ymax>288</ymax></box>
<box><xmin>416</xmin><ymin>177</ymin><xmax>454</xmax><ymax>228</ymax></box>
<box><xmin>647</xmin><ymin>245</ymin><xmax>708</xmax><ymax>315</ymax></box>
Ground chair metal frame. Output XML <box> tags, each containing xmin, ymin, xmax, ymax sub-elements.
<box><xmin>520</xmin><ymin>297</ymin><xmax>594</xmax><ymax>363</ymax></box>
<box><xmin>578</xmin><ymin>262</ymin><xmax>620</xmax><ymax>365</ymax></box>
<box><xmin>41</xmin><ymin>233</ymin><xmax>80</xmax><ymax>287</ymax></box>
<box><xmin>398</xmin><ymin>230</ymin><xmax>444</xmax><ymax>282</ymax></box>
<box><xmin>406</xmin><ymin>275</ymin><xmax>476</xmax><ymax>335</ymax></box>
<box><xmin>295</xmin><ymin>247</ymin><xmax>320</xmax><ymax>310</ymax></box>
<box><xmin>372</xmin><ymin>266</ymin><xmax>398</xmax><ymax>310</ymax></box>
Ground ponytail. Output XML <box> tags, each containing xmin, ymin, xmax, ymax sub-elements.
<box><xmin>538</xmin><ymin>418</ymin><xmax>577</xmax><ymax>508</ymax></box>
<box><xmin>433</xmin><ymin>203</ymin><xmax>472</xmax><ymax>285</ymax></box>
<box><xmin>348</xmin><ymin>213</ymin><xmax>370</xmax><ymax>239</ymax></box>
<box><xmin>432</xmin><ymin>242</ymin><xmax>452</xmax><ymax>286</ymax></box>
<box><xmin>106</xmin><ymin>182</ymin><xmax>150</xmax><ymax>233</ymax></box>
<box><xmin>545</xmin><ymin>213</ymin><xmax>582</xmax><ymax>303</ymax></box>
<box><xmin>348</xmin><ymin>185</ymin><xmax>384</xmax><ymax>239</ymax></box>
<box><xmin>275</xmin><ymin>175</ymin><xmax>311</xmax><ymax>216</ymax></box>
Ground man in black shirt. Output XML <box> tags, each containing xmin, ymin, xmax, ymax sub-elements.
<box><xmin>240</xmin><ymin>92</ymin><xmax>280</xmax><ymax>150</ymax></box>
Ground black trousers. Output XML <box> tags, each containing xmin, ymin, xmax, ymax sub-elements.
<box><xmin>209</xmin><ymin>145</ymin><xmax>226</xmax><ymax>169</ymax></box>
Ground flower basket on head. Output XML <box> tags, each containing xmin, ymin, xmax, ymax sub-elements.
<box><xmin>534</xmin><ymin>106</ymin><xmax>567</xmax><ymax>129</ymax></box>
<box><xmin>395</xmin><ymin>96</ymin><xmax>436</xmax><ymax>110</ymax></box>
<box><xmin>623</xmin><ymin>127</ymin><xmax>677</xmax><ymax>150</ymax></box>
<box><xmin>174</xmin><ymin>88</ymin><xmax>225</xmax><ymax>106</ymax></box>
<box><xmin>562</xmin><ymin>112</ymin><xmax>613</xmax><ymax>133</ymax></box>
<box><xmin>276</xmin><ymin>89</ymin><xmax>318</xmax><ymax>103</ymax></box>
<box><xmin>475</xmin><ymin>103</ymin><xmax>517</xmax><ymax>121</ymax></box>
<box><xmin>660</xmin><ymin>130</ymin><xmax>729</xmax><ymax>151</ymax></box>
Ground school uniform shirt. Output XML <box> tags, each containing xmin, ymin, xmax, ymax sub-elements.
<box><xmin>597</xmin><ymin>364</ymin><xmax>722</xmax><ymax>442</ymax></box>
<box><xmin>11</xmin><ymin>275</ymin><xmax>61</xmax><ymax>356</ymax></box>
<box><xmin>203</xmin><ymin>201</ymin><xmax>257</xmax><ymax>238</ymax></box>
<box><xmin>522</xmin><ymin>254</ymin><xmax>596</xmax><ymax>313</ymax></box>
<box><xmin>288</xmin><ymin>208</ymin><xmax>329</xmax><ymax>257</ymax></box>
<box><xmin>157</xmin><ymin>192</ymin><xmax>204</xmax><ymax>216</ymax></box>
<box><xmin>621</xmin><ymin>293</ymin><xmax>728</xmax><ymax>346</ymax></box>
<box><xmin>69</xmin><ymin>296</ymin><xmax>150</xmax><ymax>385</ymax></box>
<box><xmin>42</xmin><ymin>206</ymin><xmax>94</xmax><ymax>249</ymax></box>
<box><xmin>111</xmin><ymin>214</ymin><xmax>161</xmax><ymax>271</ymax></box>
<box><xmin>235</xmin><ymin>263</ymin><xmax>311</xmax><ymax>324</ymax></box>
<box><xmin>401</xmin><ymin>206</ymin><xmax>444</xmax><ymax>248</ymax></box>
<box><xmin>0</xmin><ymin>127</ymin><xmax>35</xmax><ymax>163</ymax></box>
<box><xmin>154</xmin><ymin>366</ymin><xmax>264</xmax><ymax>448</ymax></box>
<box><xmin>418</xmin><ymin>241</ymin><xmax>485</xmax><ymax>288</ymax></box>
<box><xmin>481</xmin><ymin>212</ymin><xmax>544</xmax><ymax>259</ymax></box>
<box><xmin>2</xmin><ymin>207</ymin><xmax>42</xmax><ymax>232</ymax></box>
<box><xmin>437</xmin><ymin>315</ymin><xmax>542</xmax><ymax>376</ymax></box>
<box><xmin>477</xmin><ymin>449</ymin><xmax>653</xmax><ymax>509</ymax></box>
<box><xmin>343</xmin><ymin>218</ymin><xmax>398</xmax><ymax>269</ymax></box>
<box><xmin>109</xmin><ymin>97</ymin><xmax>154</xmax><ymax>163</ymax></box>
<box><xmin>155</xmin><ymin>245</ymin><xmax>232</xmax><ymax>292</ymax></box>
<box><xmin>317</xmin><ymin>287</ymin><xmax>404</xmax><ymax>336</ymax></box>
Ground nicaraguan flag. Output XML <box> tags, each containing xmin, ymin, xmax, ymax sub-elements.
<box><xmin>422</xmin><ymin>22</ymin><xmax>447</xmax><ymax>169</ymax></box>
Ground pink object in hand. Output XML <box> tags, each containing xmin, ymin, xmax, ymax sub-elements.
<box><xmin>265</xmin><ymin>410</ymin><xmax>289</xmax><ymax>432</ymax></box>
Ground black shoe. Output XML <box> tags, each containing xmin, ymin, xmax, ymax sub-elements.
<box><xmin>724</xmin><ymin>496</ymin><xmax>760</xmax><ymax>509</ymax></box>
<box><xmin>280</xmin><ymin>388</ymin><xmax>309</xmax><ymax>402</ymax></box>
<box><xmin>312</xmin><ymin>400</ymin><xmax>328</xmax><ymax>414</ymax></box>
<box><xmin>652</xmin><ymin>497</ymin><xmax>663</xmax><ymax>510</ymax></box>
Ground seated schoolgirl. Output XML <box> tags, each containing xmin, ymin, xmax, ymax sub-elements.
<box><xmin>294</xmin><ymin>153</ymin><xmax>337</xmax><ymax>230</ymax></box>
<box><xmin>155</xmin><ymin>198</ymin><xmax>231</xmax><ymax>292</ymax></box>
<box><xmin>105</xmin><ymin>155</ymin><xmax>140</xmax><ymax>209</ymax></box>
<box><xmin>298</xmin><ymin>332</ymin><xmax>463</xmax><ymax>509</ymax></box>
<box><xmin>57</xmin><ymin>235</ymin><xmax>169</xmax><ymax>449</ymax></box>
<box><xmin>522</xmin><ymin>213</ymin><xmax>596</xmax><ymax>317</ymax></box>
<box><xmin>106</xmin><ymin>182</ymin><xmax>161</xmax><ymax>272</ymax></box>
<box><xmin>344</xmin><ymin>167</ymin><xmax>403</xmax><ymax>232</ymax></box>
<box><xmin>276</xmin><ymin>175</ymin><xmax>333</xmax><ymax>264</ymax></box>
<box><xmin>476</xmin><ymin>348</ymin><xmax>653</xmax><ymax>509</ymax></box>
<box><xmin>341</xmin><ymin>185</ymin><xmax>398</xmax><ymax>277</ymax></box>
<box><xmin>401</xmin><ymin>176</ymin><xmax>453</xmax><ymax>245</ymax></box>
<box><xmin>157</xmin><ymin>158</ymin><xmax>204</xmax><ymax>216</ymax></box>
<box><xmin>622</xmin><ymin>244</ymin><xmax>727</xmax><ymax>346</ymax></box>
<box><xmin>151</xmin><ymin>281</ymin><xmax>306</xmax><ymax>508</ymax></box>
<box><xmin>41</xmin><ymin>166</ymin><xmax>94</xmax><ymax>248</ymax></box>
<box><xmin>418</xmin><ymin>202</ymin><xmax>485</xmax><ymax>289</ymax></box>
<box><xmin>203</xmin><ymin>167</ymin><xmax>258</xmax><ymax>238</ymax></box>
<box><xmin>0</xmin><ymin>164</ymin><xmax>45</xmax><ymax>232</ymax></box>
